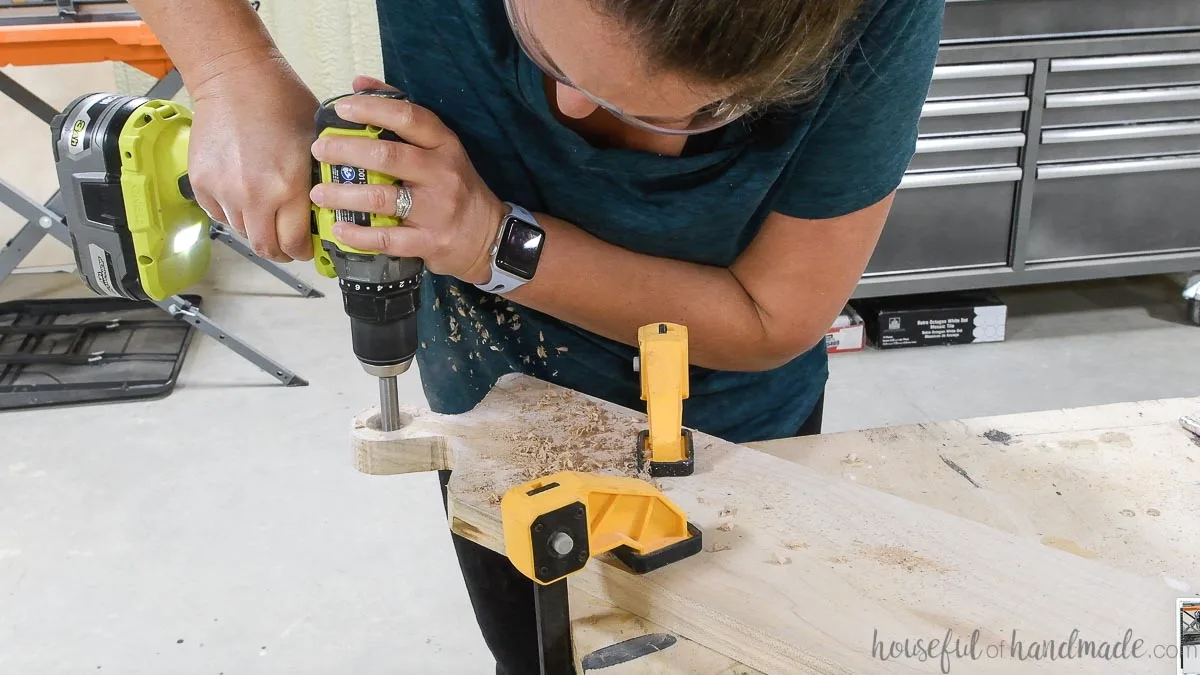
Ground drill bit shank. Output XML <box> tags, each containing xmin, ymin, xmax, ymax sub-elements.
<box><xmin>378</xmin><ymin>376</ymin><xmax>402</xmax><ymax>431</ymax></box>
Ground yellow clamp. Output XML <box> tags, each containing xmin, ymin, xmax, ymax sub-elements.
<box><xmin>636</xmin><ymin>322</ymin><xmax>694</xmax><ymax>477</ymax></box>
<box><xmin>501</xmin><ymin>471</ymin><xmax>702</xmax><ymax>585</ymax></box>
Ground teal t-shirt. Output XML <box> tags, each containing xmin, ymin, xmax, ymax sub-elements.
<box><xmin>375</xmin><ymin>0</ymin><xmax>943</xmax><ymax>443</ymax></box>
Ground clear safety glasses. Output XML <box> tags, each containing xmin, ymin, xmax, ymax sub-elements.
<box><xmin>501</xmin><ymin>0</ymin><xmax>750</xmax><ymax>136</ymax></box>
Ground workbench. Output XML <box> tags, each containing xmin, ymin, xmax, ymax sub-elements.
<box><xmin>564</xmin><ymin>393</ymin><xmax>1200</xmax><ymax>673</ymax></box>
<box><xmin>354</xmin><ymin>376</ymin><xmax>1200</xmax><ymax>673</ymax></box>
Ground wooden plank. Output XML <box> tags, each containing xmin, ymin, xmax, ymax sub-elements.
<box><xmin>747</xmin><ymin>397</ymin><xmax>1200</xmax><ymax>588</ymax></box>
<box><xmin>353</xmin><ymin>374</ymin><xmax>1194</xmax><ymax>674</ymax></box>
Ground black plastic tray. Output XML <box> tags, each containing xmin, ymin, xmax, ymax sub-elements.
<box><xmin>0</xmin><ymin>295</ymin><xmax>198</xmax><ymax>411</ymax></box>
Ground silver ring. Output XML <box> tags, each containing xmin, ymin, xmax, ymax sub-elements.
<box><xmin>394</xmin><ymin>185</ymin><xmax>413</xmax><ymax>220</ymax></box>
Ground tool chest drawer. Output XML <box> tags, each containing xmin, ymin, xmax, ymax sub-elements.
<box><xmin>927</xmin><ymin>62</ymin><xmax>1034</xmax><ymax>99</ymax></box>
<box><xmin>908</xmin><ymin>132</ymin><xmax>1025</xmax><ymax>171</ymax></box>
<box><xmin>1026</xmin><ymin>154</ymin><xmax>1200</xmax><ymax>262</ymax></box>
<box><xmin>866</xmin><ymin>167</ymin><xmax>1019</xmax><ymax>275</ymax></box>
<box><xmin>918</xmin><ymin>97</ymin><xmax>1029</xmax><ymax>136</ymax></box>
<box><xmin>1042</xmin><ymin>86</ymin><xmax>1200</xmax><ymax>127</ymax></box>
<box><xmin>1039</xmin><ymin>120</ymin><xmax>1200</xmax><ymax>162</ymax></box>
<box><xmin>1048</xmin><ymin>52</ymin><xmax>1200</xmax><ymax>92</ymax></box>
<box><xmin>941</xmin><ymin>0</ymin><xmax>1200</xmax><ymax>42</ymax></box>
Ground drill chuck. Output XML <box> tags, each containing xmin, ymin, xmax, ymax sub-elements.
<box><xmin>330</xmin><ymin>251</ymin><xmax>424</xmax><ymax>378</ymax></box>
<box><xmin>342</xmin><ymin>276</ymin><xmax>420</xmax><ymax>377</ymax></box>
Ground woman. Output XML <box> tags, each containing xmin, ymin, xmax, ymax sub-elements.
<box><xmin>131</xmin><ymin>0</ymin><xmax>943</xmax><ymax>670</ymax></box>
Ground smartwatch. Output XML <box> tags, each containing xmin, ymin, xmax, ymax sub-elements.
<box><xmin>475</xmin><ymin>203</ymin><xmax>546</xmax><ymax>294</ymax></box>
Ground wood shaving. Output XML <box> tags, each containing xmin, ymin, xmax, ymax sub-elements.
<box><xmin>717</xmin><ymin>506</ymin><xmax>737</xmax><ymax>531</ymax></box>
<box><xmin>556</xmin><ymin>347</ymin><xmax>568</xmax><ymax>353</ymax></box>
<box><xmin>867</xmin><ymin>545</ymin><xmax>949</xmax><ymax>573</ymax></box>
<box><xmin>463</xmin><ymin>389</ymin><xmax>658</xmax><ymax>504</ymax></box>
<box><xmin>769</xmin><ymin>551</ymin><xmax>792</xmax><ymax>565</ymax></box>
<box><xmin>537</xmin><ymin>345</ymin><xmax>548</xmax><ymax>359</ymax></box>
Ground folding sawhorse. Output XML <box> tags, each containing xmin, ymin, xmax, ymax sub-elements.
<box><xmin>0</xmin><ymin>0</ymin><xmax>315</xmax><ymax>386</ymax></box>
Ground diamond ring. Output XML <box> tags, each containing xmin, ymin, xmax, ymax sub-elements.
<box><xmin>394</xmin><ymin>184</ymin><xmax>413</xmax><ymax>220</ymax></box>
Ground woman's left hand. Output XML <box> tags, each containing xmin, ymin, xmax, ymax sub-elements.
<box><xmin>308</xmin><ymin>75</ymin><xmax>505</xmax><ymax>285</ymax></box>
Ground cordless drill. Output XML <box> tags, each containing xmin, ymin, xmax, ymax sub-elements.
<box><xmin>310</xmin><ymin>89</ymin><xmax>424</xmax><ymax>431</ymax></box>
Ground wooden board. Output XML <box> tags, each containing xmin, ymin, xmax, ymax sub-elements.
<box><xmin>570</xmin><ymin>587</ymin><xmax>762</xmax><ymax>675</ymax></box>
<box><xmin>747</xmin><ymin>397</ymin><xmax>1200</xmax><ymax>587</ymax></box>
<box><xmin>353</xmin><ymin>374</ymin><xmax>1195</xmax><ymax>674</ymax></box>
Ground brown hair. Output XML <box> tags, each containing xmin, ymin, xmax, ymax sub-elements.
<box><xmin>590</xmin><ymin>0</ymin><xmax>866</xmax><ymax>109</ymax></box>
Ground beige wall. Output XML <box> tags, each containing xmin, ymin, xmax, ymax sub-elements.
<box><xmin>1</xmin><ymin>0</ymin><xmax>384</xmax><ymax>272</ymax></box>
<box><xmin>115</xmin><ymin>0</ymin><xmax>386</xmax><ymax>101</ymax></box>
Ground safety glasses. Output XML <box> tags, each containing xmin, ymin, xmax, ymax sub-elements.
<box><xmin>501</xmin><ymin>0</ymin><xmax>750</xmax><ymax>136</ymax></box>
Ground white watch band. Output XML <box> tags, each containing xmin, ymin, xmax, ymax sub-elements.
<box><xmin>476</xmin><ymin>203</ymin><xmax>539</xmax><ymax>295</ymax></box>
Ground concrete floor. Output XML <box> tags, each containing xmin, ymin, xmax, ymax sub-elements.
<box><xmin>3</xmin><ymin>62</ymin><xmax>1200</xmax><ymax>675</ymax></box>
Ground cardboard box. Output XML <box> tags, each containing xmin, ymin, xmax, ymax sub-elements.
<box><xmin>824</xmin><ymin>305</ymin><xmax>865</xmax><ymax>354</ymax></box>
<box><xmin>851</xmin><ymin>290</ymin><xmax>1007</xmax><ymax>350</ymax></box>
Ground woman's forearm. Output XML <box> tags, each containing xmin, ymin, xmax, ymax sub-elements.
<box><xmin>127</xmin><ymin>0</ymin><xmax>281</xmax><ymax>93</ymax></box>
<box><xmin>505</xmin><ymin>214</ymin><xmax>807</xmax><ymax>372</ymax></box>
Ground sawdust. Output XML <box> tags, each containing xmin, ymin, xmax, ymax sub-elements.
<box><xmin>716</xmin><ymin>507</ymin><xmax>736</xmax><ymax>532</ymax></box>
<box><xmin>768</xmin><ymin>551</ymin><xmax>792</xmax><ymax>566</ymax></box>
<box><xmin>783</xmin><ymin>540</ymin><xmax>809</xmax><ymax>550</ymax></box>
<box><xmin>462</xmin><ymin>388</ymin><xmax>657</xmax><ymax>504</ymax></box>
<box><xmin>706</xmin><ymin>543</ymin><xmax>732</xmax><ymax>553</ymax></box>
<box><xmin>867</xmin><ymin>545</ymin><xmax>950</xmax><ymax>573</ymax></box>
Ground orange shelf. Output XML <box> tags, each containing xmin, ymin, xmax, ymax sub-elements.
<box><xmin>0</xmin><ymin>19</ymin><xmax>173</xmax><ymax>76</ymax></box>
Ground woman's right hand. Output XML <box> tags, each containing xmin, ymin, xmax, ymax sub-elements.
<box><xmin>187</xmin><ymin>53</ymin><xmax>320</xmax><ymax>262</ymax></box>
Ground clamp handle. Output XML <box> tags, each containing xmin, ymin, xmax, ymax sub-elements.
<box><xmin>636</xmin><ymin>322</ymin><xmax>694</xmax><ymax>477</ymax></box>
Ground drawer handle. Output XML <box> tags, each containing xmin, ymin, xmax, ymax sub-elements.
<box><xmin>1051</xmin><ymin>52</ymin><xmax>1200</xmax><ymax>73</ymax></box>
<box><xmin>1042</xmin><ymin>121</ymin><xmax>1200</xmax><ymax>144</ymax></box>
<box><xmin>1046</xmin><ymin>86</ymin><xmax>1200</xmax><ymax>108</ymax></box>
<box><xmin>916</xmin><ymin>133</ymin><xmax>1026</xmax><ymax>153</ymax></box>
<box><xmin>900</xmin><ymin>167</ymin><xmax>1023</xmax><ymax>189</ymax></box>
<box><xmin>933</xmin><ymin>62</ymin><xmax>1035</xmax><ymax>80</ymax></box>
<box><xmin>922</xmin><ymin>97</ymin><xmax>1030</xmax><ymax>117</ymax></box>
<box><xmin>1038</xmin><ymin>155</ymin><xmax>1200</xmax><ymax>180</ymax></box>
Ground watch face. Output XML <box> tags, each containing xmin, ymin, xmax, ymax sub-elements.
<box><xmin>495</xmin><ymin>217</ymin><xmax>545</xmax><ymax>280</ymax></box>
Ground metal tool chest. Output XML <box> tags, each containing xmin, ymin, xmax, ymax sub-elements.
<box><xmin>858</xmin><ymin>0</ymin><xmax>1200</xmax><ymax>297</ymax></box>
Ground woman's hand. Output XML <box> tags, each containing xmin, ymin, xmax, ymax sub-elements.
<box><xmin>308</xmin><ymin>76</ymin><xmax>506</xmax><ymax>285</ymax></box>
<box><xmin>188</xmin><ymin>53</ymin><xmax>320</xmax><ymax>262</ymax></box>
